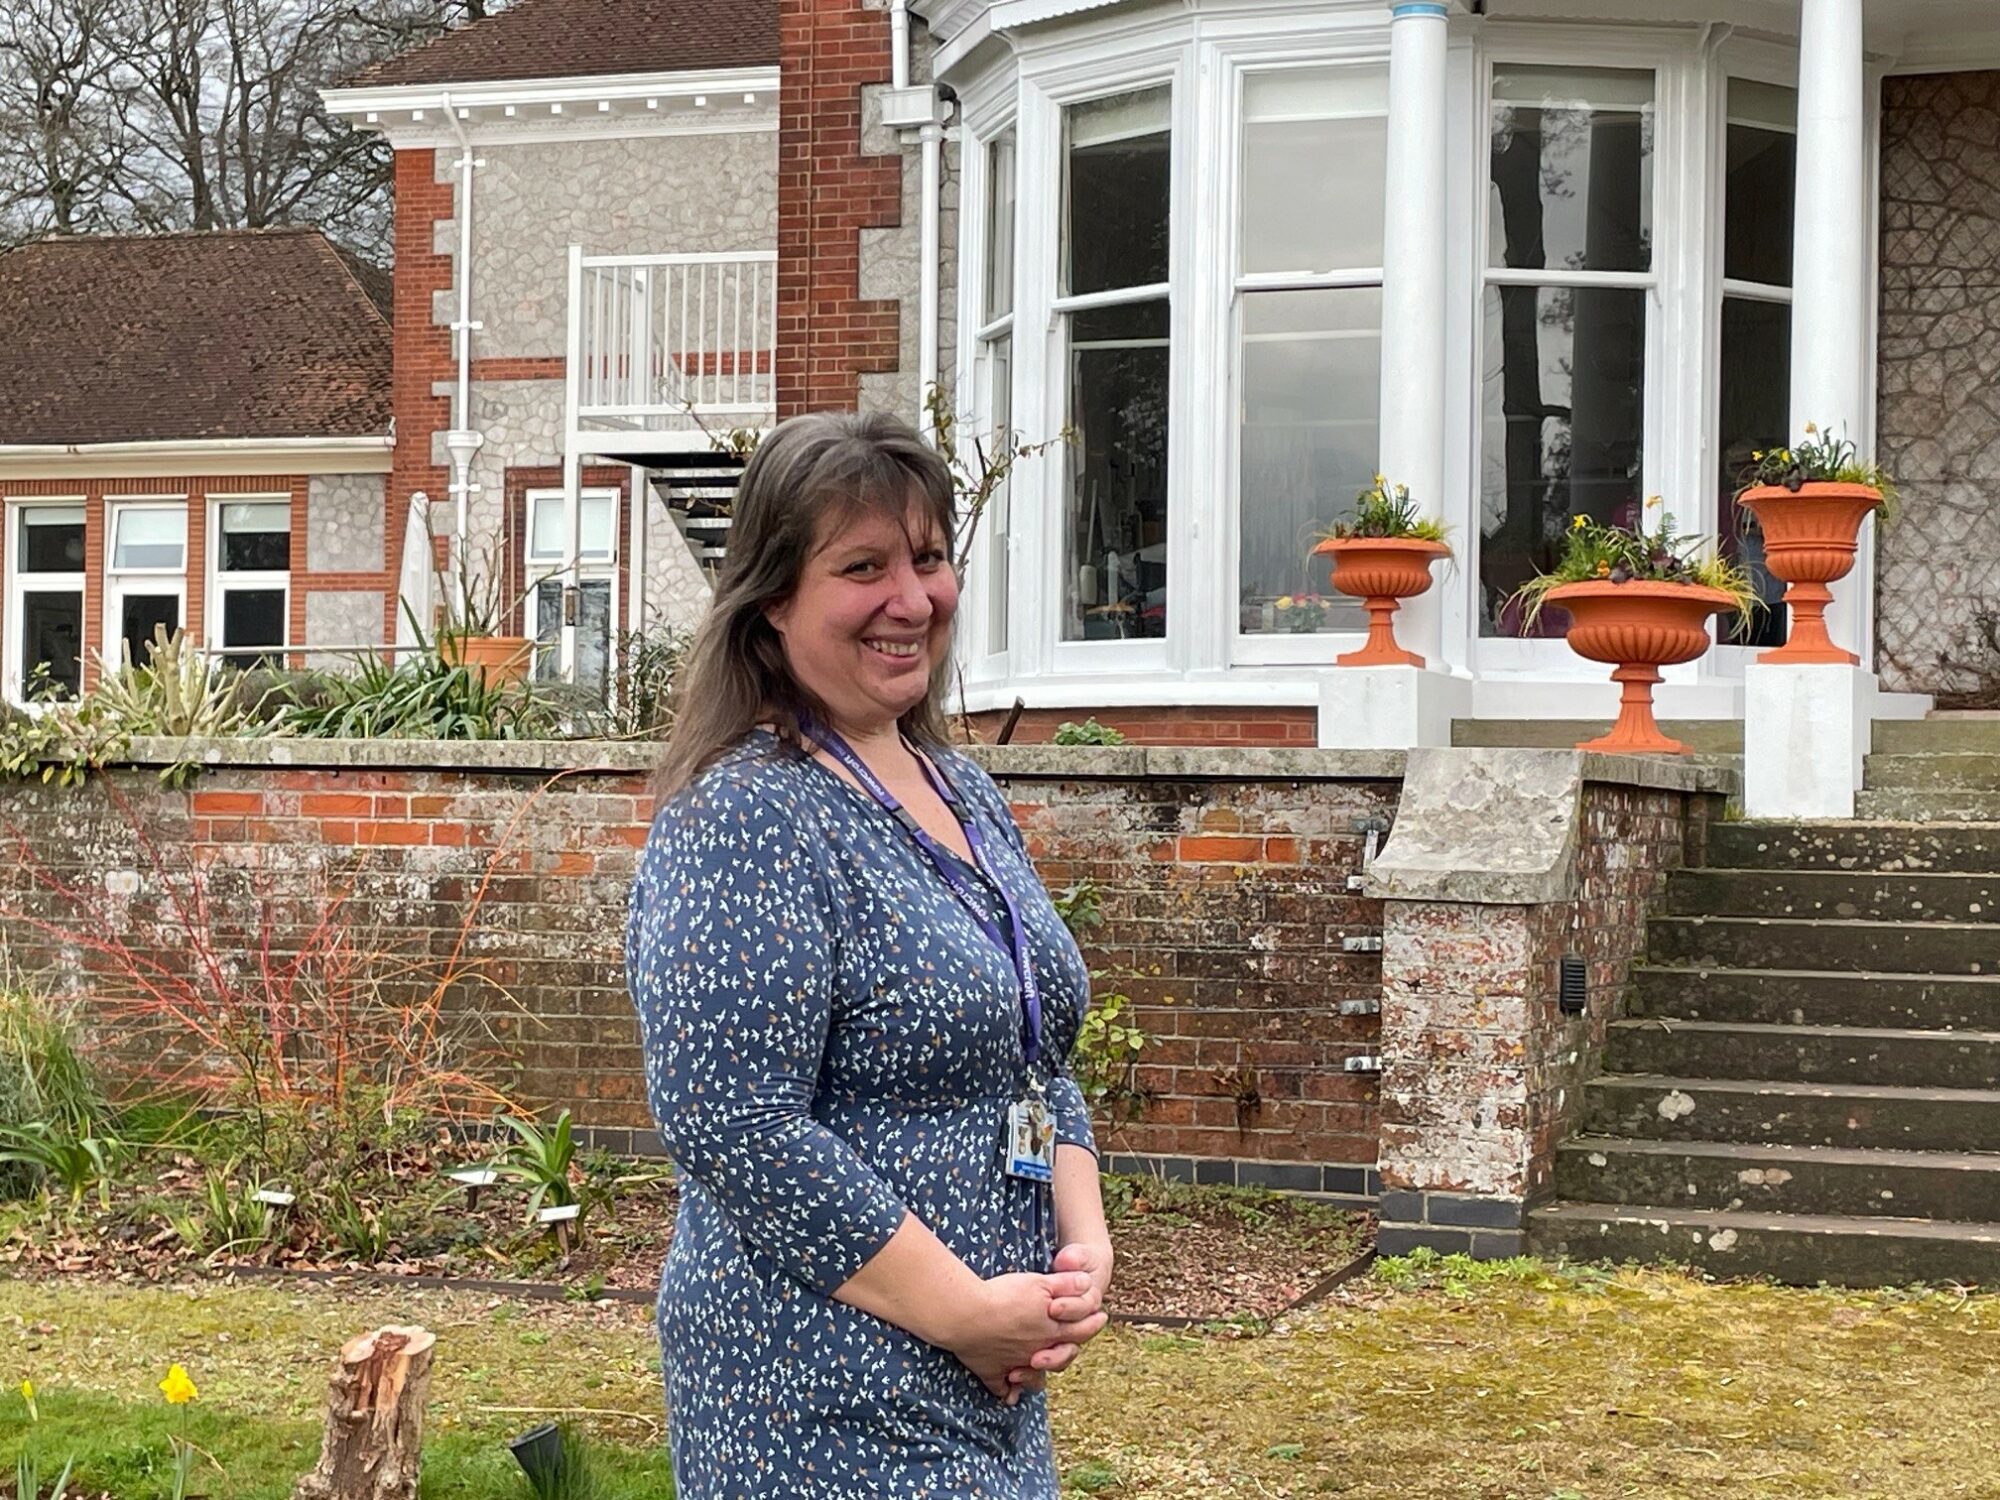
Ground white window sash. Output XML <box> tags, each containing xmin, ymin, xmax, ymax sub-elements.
<box><xmin>4</xmin><ymin>499</ymin><xmax>87</xmax><ymax>706</ymax></box>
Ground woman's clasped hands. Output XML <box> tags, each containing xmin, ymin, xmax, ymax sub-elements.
<box><xmin>945</xmin><ymin>1240</ymin><xmax>1115</xmax><ymax>1404</ymax></box>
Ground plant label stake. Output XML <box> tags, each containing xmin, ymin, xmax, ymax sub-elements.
<box><xmin>447</xmin><ymin>1167</ymin><xmax>498</xmax><ymax>1210</ymax></box>
<box><xmin>537</xmin><ymin>1201</ymin><xmax>581</xmax><ymax>1254</ymax></box>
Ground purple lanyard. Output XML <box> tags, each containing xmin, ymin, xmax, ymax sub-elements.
<box><xmin>805</xmin><ymin>723</ymin><xmax>1043</xmax><ymax>1072</ymax></box>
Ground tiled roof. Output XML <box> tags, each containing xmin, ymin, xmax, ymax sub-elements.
<box><xmin>0</xmin><ymin>228</ymin><xmax>392</xmax><ymax>447</ymax></box>
<box><xmin>347</xmin><ymin>0</ymin><xmax>778</xmax><ymax>89</ymax></box>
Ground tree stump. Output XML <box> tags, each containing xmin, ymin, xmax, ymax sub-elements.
<box><xmin>291</xmin><ymin>1325</ymin><xmax>436</xmax><ymax>1500</ymax></box>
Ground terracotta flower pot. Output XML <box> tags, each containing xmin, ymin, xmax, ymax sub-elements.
<box><xmin>1737</xmin><ymin>481</ymin><xmax>1882</xmax><ymax>665</ymax></box>
<box><xmin>1547</xmin><ymin>579</ymin><xmax>1735</xmax><ymax>755</ymax></box>
<box><xmin>1311</xmin><ymin>537</ymin><xmax>1451</xmax><ymax>667</ymax></box>
<box><xmin>443</xmin><ymin>633</ymin><xmax>532</xmax><ymax>686</ymax></box>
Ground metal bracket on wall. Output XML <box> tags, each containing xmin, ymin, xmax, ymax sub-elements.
<box><xmin>1342</xmin><ymin>935</ymin><xmax>1384</xmax><ymax>954</ymax></box>
<box><xmin>1344</xmin><ymin>1054</ymin><xmax>1384</xmax><ymax>1074</ymax></box>
<box><xmin>1350</xmin><ymin>815</ymin><xmax>1392</xmax><ymax>890</ymax></box>
<box><xmin>1339</xmin><ymin>998</ymin><xmax>1382</xmax><ymax>1017</ymax></box>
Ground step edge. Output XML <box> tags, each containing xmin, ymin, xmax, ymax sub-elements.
<box><xmin>1529</xmin><ymin>1201</ymin><xmax>2000</xmax><ymax>1241</ymax></box>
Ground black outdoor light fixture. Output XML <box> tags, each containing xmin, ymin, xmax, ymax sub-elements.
<box><xmin>507</xmin><ymin>1421</ymin><xmax>567</xmax><ymax>1499</ymax></box>
<box><xmin>1558</xmin><ymin>954</ymin><xmax>1588</xmax><ymax>1015</ymax></box>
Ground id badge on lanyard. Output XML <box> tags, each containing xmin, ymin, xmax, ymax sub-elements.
<box><xmin>804</xmin><ymin>721</ymin><xmax>1056</xmax><ymax>1186</ymax></box>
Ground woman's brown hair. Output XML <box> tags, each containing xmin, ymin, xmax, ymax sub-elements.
<box><xmin>655</xmin><ymin>410</ymin><xmax>958</xmax><ymax>797</ymax></box>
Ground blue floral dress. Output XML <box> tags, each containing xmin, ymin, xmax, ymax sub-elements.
<box><xmin>625</xmin><ymin>731</ymin><xmax>1097</xmax><ymax>1498</ymax></box>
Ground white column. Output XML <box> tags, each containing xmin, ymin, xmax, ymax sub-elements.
<box><xmin>1378</xmin><ymin>0</ymin><xmax>1450</xmax><ymax>636</ymax></box>
<box><xmin>1321</xmin><ymin>0</ymin><xmax>1467</xmax><ymax>748</ymax></box>
<box><xmin>1746</xmin><ymin>0</ymin><xmax>1874</xmax><ymax>818</ymax></box>
<box><xmin>1788</xmin><ymin>0</ymin><xmax>1870</xmax><ymax>652</ymax></box>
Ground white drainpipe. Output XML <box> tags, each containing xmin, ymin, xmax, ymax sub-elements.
<box><xmin>918</xmin><ymin>116</ymin><xmax>942</xmax><ymax>437</ymax></box>
<box><xmin>891</xmin><ymin>0</ymin><xmax>910</xmax><ymax>90</ymax></box>
<box><xmin>441</xmin><ymin>92</ymin><xmax>485</xmax><ymax>616</ymax></box>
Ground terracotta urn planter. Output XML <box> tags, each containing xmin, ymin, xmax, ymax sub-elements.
<box><xmin>1312</xmin><ymin>537</ymin><xmax>1451</xmax><ymax>667</ymax></box>
<box><xmin>1548</xmin><ymin>579</ymin><xmax>1735</xmax><ymax>754</ymax></box>
<box><xmin>1737</xmin><ymin>481</ymin><xmax>1882</xmax><ymax>665</ymax></box>
<box><xmin>443</xmin><ymin>633</ymin><xmax>532</xmax><ymax>686</ymax></box>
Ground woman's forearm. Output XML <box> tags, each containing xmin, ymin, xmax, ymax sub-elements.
<box><xmin>833</xmin><ymin>1211</ymin><xmax>989</xmax><ymax>1347</ymax></box>
<box><xmin>1053</xmin><ymin>1143</ymin><xmax>1109</xmax><ymax>1252</ymax></box>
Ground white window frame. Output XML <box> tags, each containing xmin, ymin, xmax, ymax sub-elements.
<box><xmin>103</xmin><ymin>497</ymin><xmax>189</xmax><ymax>668</ymax></box>
<box><xmin>1705</xmin><ymin>40</ymin><xmax>1802</xmax><ymax>673</ymax></box>
<box><xmin>524</xmin><ymin>487</ymin><xmax>620</xmax><ymax>684</ymax></box>
<box><xmin>206</xmin><ymin>495</ymin><xmax>293</xmax><ymax>666</ymax></box>
<box><xmin>960</xmin><ymin>120</ymin><xmax>1020</xmax><ymax>682</ymax></box>
<box><xmin>1226</xmin><ymin>55</ymin><xmax>1391</xmax><ymax>669</ymax></box>
<box><xmin>2</xmin><ymin>497</ymin><xmax>87</xmax><ymax>707</ymax></box>
<box><xmin>1470</xmin><ymin>31</ymin><xmax>1692</xmax><ymax>678</ymax></box>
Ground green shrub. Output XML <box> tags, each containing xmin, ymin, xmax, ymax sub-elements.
<box><xmin>273</xmin><ymin>651</ymin><xmax>563</xmax><ymax>740</ymax></box>
<box><xmin>1051</xmin><ymin>718</ymin><xmax>1127</xmax><ymax>747</ymax></box>
<box><xmin>0</xmin><ymin>989</ymin><xmax>105</xmax><ymax>1196</ymax></box>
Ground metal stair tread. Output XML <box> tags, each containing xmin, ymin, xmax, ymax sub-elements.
<box><xmin>1608</xmin><ymin>1018</ymin><xmax>2000</xmax><ymax>1045</ymax></box>
<box><xmin>1556</xmin><ymin>1136</ymin><xmax>2000</xmax><ymax>1172</ymax></box>
<box><xmin>1589</xmin><ymin>1072</ymin><xmax>2000</xmax><ymax>1105</ymax></box>
<box><xmin>1532</xmin><ymin>1201</ymin><xmax>2000</xmax><ymax>1243</ymax></box>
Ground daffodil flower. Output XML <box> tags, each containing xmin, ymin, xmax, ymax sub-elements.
<box><xmin>160</xmin><ymin>1364</ymin><xmax>198</xmax><ymax>1406</ymax></box>
<box><xmin>20</xmin><ymin>1377</ymin><xmax>36</xmax><ymax>1423</ymax></box>
<box><xmin>1804</xmin><ymin>421</ymin><xmax>1818</xmax><ymax>435</ymax></box>
<box><xmin>1571</xmin><ymin>515</ymin><xmax>1588</xmax><ymax>532</ymax></box>
<box><xmin>1276</xmin><ymin>595</ymin><xmax>1294</xmax><ymax>610</ymax></box>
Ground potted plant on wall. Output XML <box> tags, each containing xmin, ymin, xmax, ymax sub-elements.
<box><xmin>1514</xmin><ymin>500</ymin><xmax>1759</xmax><ymax>755</ymax></box>
<box><xmin>1734</xmin><ymin>423</ymin><xmax>1897</xmax><ymax>665</ymax></box>
<box><xmin>1311</xmin><ymin>477</ymin><xmax>1452</xmax><ymax>667</ymax></box>
<box><xmin>431</xmin><ymin>533</ymin><xmax>534</xmax><ymax>687</ymax></box>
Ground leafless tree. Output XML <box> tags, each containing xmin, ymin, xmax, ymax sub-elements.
<box><xmin>0</xmin><ymin>0</ymin><xmax>507</xmax><ymax>259</ymax></box>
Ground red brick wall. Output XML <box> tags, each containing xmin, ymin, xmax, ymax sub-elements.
<box><xmin>390</xmin><ymin>148</ymin><xmax>456</xmax><ymax>638</ymax></box>
<box><xmin>969</xmin><ymin>707</ymin><xmax>1320</xmax><ymax>748</ymax></box>
<box><xmin>0</xmin><ymin>747</ymin><xmax>1399</xmax><ymax>1180</ymax></box>
<box><xmin>776</xmin><ymin>0</ymin><xmax>904</xmax><ymax>416</ymax></box>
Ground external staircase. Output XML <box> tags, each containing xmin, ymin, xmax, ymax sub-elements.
<box><xmin>1529</xmin><ymin>717</ymin><xmax>2000</xmax><ymax>1285</ymax></box>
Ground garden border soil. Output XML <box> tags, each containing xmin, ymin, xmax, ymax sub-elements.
<box><xmin>204</xmin><ymin>1242</ymin><xmax>1384</xmax><ymax>1328</ymax></box>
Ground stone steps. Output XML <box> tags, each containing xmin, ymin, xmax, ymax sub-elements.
<box><xmin>1646</xmin><ymin>914</ymin><xmax>2000</xmax><ymax>975</ymax></box>
<box><xmin>1530</xmin><ymin>1202</ymin><xmax>2000</xmax><ymax>1287</ymax></box>
<box><xmin>1665</xmin><ymin>867</ymin><xmax>2000</xmax><ymax>921</ymax></box>
<box><xmin>1628</xmin><ymin>966</ymin><xmax>2000</xmax><ymax>1030</ymax></box>
<box><xmin>1554</xmin><ymin>1138</ymin><xmax>2000</xmax><ymax>1223</ymax></box>
<box><xmin>1705</xmin><ymin>820</ymin><xmax>2000</xmax><ymax>872</ymax></box>
<box><xmin>1864</xmin><ymin>752</ymin><xmax>2000</xmax><ymax>789</ymax></box>
<box><xmin>1579</xmin><ymin>1074</ymin><xmax>2000</xmax><ymax>1153</ymax></box>
<box><xmin>1872</xmin><ymin>717</ymin><xmax>2000</xmax><ymax>755</ymax></box>
<box><xmin>1603</xmin><ymin>1019</ymin><xmax>2000</xmax><ymax>1090</ymax></box>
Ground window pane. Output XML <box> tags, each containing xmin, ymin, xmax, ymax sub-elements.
<box><xmin>1241</xmin><ymin>67</ymin><xmax>1388</xmax><ymax>274</ymax></box>
<box><xmin>530</xmin><ymin>494</ymin><xmax>615</xmax><ymax>562</ymax></box>
<box><xmin>532</xmin><ymin>578</ymin><xmax>611</xmax><ymax>701</ymax></box>
<box><xmin>221</xmin><ymin>587</ymin><xmax>286</xmax><ymax>670</ymax></box>
<box><xmin>984</xmin><ymin>333</ymin><xmax>1013</xmax><ymax>654</ymax></box>
<box><xmin>21</xmin><ymin>590</ymin><xmax>82</xmax><ymax>698</ymax></box>
<box><xmin>119</xmin><ymin>594</ymin><xmax>181</xmax><ymax>665</ymax></box>
<box><xmin>1479</xmin><ymin>283</ymin><xmax>1646</xmax><ymax>636</ymax></box>
<box><xmin>1240</xmin><ymin>288</ymin><xmax>1381</xmax><ymax>635</ymax></box>
<box><xmin>1065</xmin><ymin>299</ymin><xmax>1170</xmax><ymax>642</ymax></box>
<box><xmin>985</xmin><ymin>132</ymin><xmax>1017</xmax><ymax>323</ymax></box>
<box><xmin>112</xmin><ymin>508</ymin><xmax>187</xmax><ymax>570</ymax></box>
<box><xmin>1489</xmin><ymin>67</ymin><xmax>1654</xmax><ymax>274</ymax></box>
<box><xmin>1065</xmin><ymin>87</ymin><xmax>1171</xmax><ymax>296</ymax></box>
<box><xmin>220</xmin><ymin>503</ymin><xmax>290</xmax><ymax>573</ymax></box>
<box><xmin>1719</xmin><ymin>296</ymin><xmax>1791</xmax><ymax>648</ymax></box>
<box><xmin>19</xmin><ymin>508</ymin><xmax>85</xmax><ymax>574</ymax></box>
<box><xmin>1725</xmin><ymin>81</ymin><xmax>1796</xmax><ymax>287</ymax></box>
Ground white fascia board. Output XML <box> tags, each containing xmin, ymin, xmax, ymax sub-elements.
<box><xmin>0</xmin><ymin>435</ymin><xmax>393</xmax><ymax>482</ymax></box>
<box><xmin>321</xmin><ymin>66</ymin><xmax>782</xmax><ymax>134</ymax></box>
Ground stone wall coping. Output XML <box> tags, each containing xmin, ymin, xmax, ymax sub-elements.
<box><xmin>1363</xmin><ymin>747</ymin><xmax>1735</xmax><ymax>906</ymax></box>
<box><xmin>123</xmin><ymin>735</ymin><xmax>664</xmax><ymax>775</ymax></box>
<box><xmin>968</xmin><ymin>744</ymin><xmax>1406</xmax><ymax>781</ymax></box>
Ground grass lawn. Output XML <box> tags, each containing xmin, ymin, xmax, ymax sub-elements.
<box><xmin>0</xmin><ymin>1257</ymin><xmax>1993</xmax><ymax>1499</ymax></box>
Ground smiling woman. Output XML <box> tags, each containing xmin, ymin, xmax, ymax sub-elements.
<box><xmin>628</xmin><ymin>411</ymin><xmax>1114</xmax><ymax>1500</ymax></box>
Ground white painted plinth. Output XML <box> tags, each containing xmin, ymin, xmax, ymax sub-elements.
<box><xmin>1317</xmin><ymin>667</ymin><xmax>1471</xmax><ymax>750</ymax></box>
<box><xmin>1743</xmin><ymin>661</ymin><xmax>1875</xmax><ymax>819</ymax></box>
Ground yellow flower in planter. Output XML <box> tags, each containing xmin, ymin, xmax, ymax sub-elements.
<box><xmin>1571</xmin><ymin>514</ymin><xmax>1588</xmax><ymax>531</ymax></box>
<box><xmin>1275</xmin><ymin>595</ymin><xmax>1294</xmax><ymax>610</ymax></box>
<box><xmin>159</xmin><ymin>1364</ymin><xmax>199</xmax><ymax>1405</ymax></box>
<box><xmin>1804</xmin><ymin>421</ymin><xmax>1818</xmax><ymax>434</ymax></box>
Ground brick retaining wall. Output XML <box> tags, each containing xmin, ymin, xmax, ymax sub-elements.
<box><xmin>0</xmin><ymin>739</ymin><xmax>1403</xmax><ymax>1189</ymax></box>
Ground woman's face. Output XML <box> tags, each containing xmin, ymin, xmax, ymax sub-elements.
<box><xmin>765</xmin><ymin>499</ymin><xmax>957</xmax><ymax>734</ymax></box>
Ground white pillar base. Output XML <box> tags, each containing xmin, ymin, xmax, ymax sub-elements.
<box><xmin>1317</xmin><ymin>666</ymin><xmax>1471</xmax><ymax>751</ymax></box>
<box><xmin>1744</xmin><ymin>662</ymin><xmax>1877</xmax><ymax>819</ymax></box>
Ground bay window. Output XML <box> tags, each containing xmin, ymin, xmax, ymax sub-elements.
<box><xmin>1718</xmin><ymin>78</ymin><xmax>1797</xmax><ymax>649</ymax></box>
<box><xmin>1061</xmin><ymin>86</ymin><xmax>1171</xmax><ymax>644</ymax></box>
<box><xmin>105</xmin><ymin>501</ymin><xmax>188</xmax><ymax>668</ymax></box>
<box><xmin>7</xmin><ymin>503</ymin><xmax>86</xmax><ymax>702</ymax></box>
<box><xmin>1481</xmin><ymin>66</ymin><xmax>1656</xmax><ymax>637</ymax></box>
<box><xmin>1236</xmin><ymin>66</ymin><xmax>1387</xmax><ymax>638</ymax></box>
<box><xmin>213</xmin><ymin>500</ymin><xmax>291</xmax><ymax>671</ymax></box>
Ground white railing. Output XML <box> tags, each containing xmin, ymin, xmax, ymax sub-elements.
<box><xmin>569</xmin><ymin>250</ymin><xmax>778</xmax><ymax>422</ymax></box>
